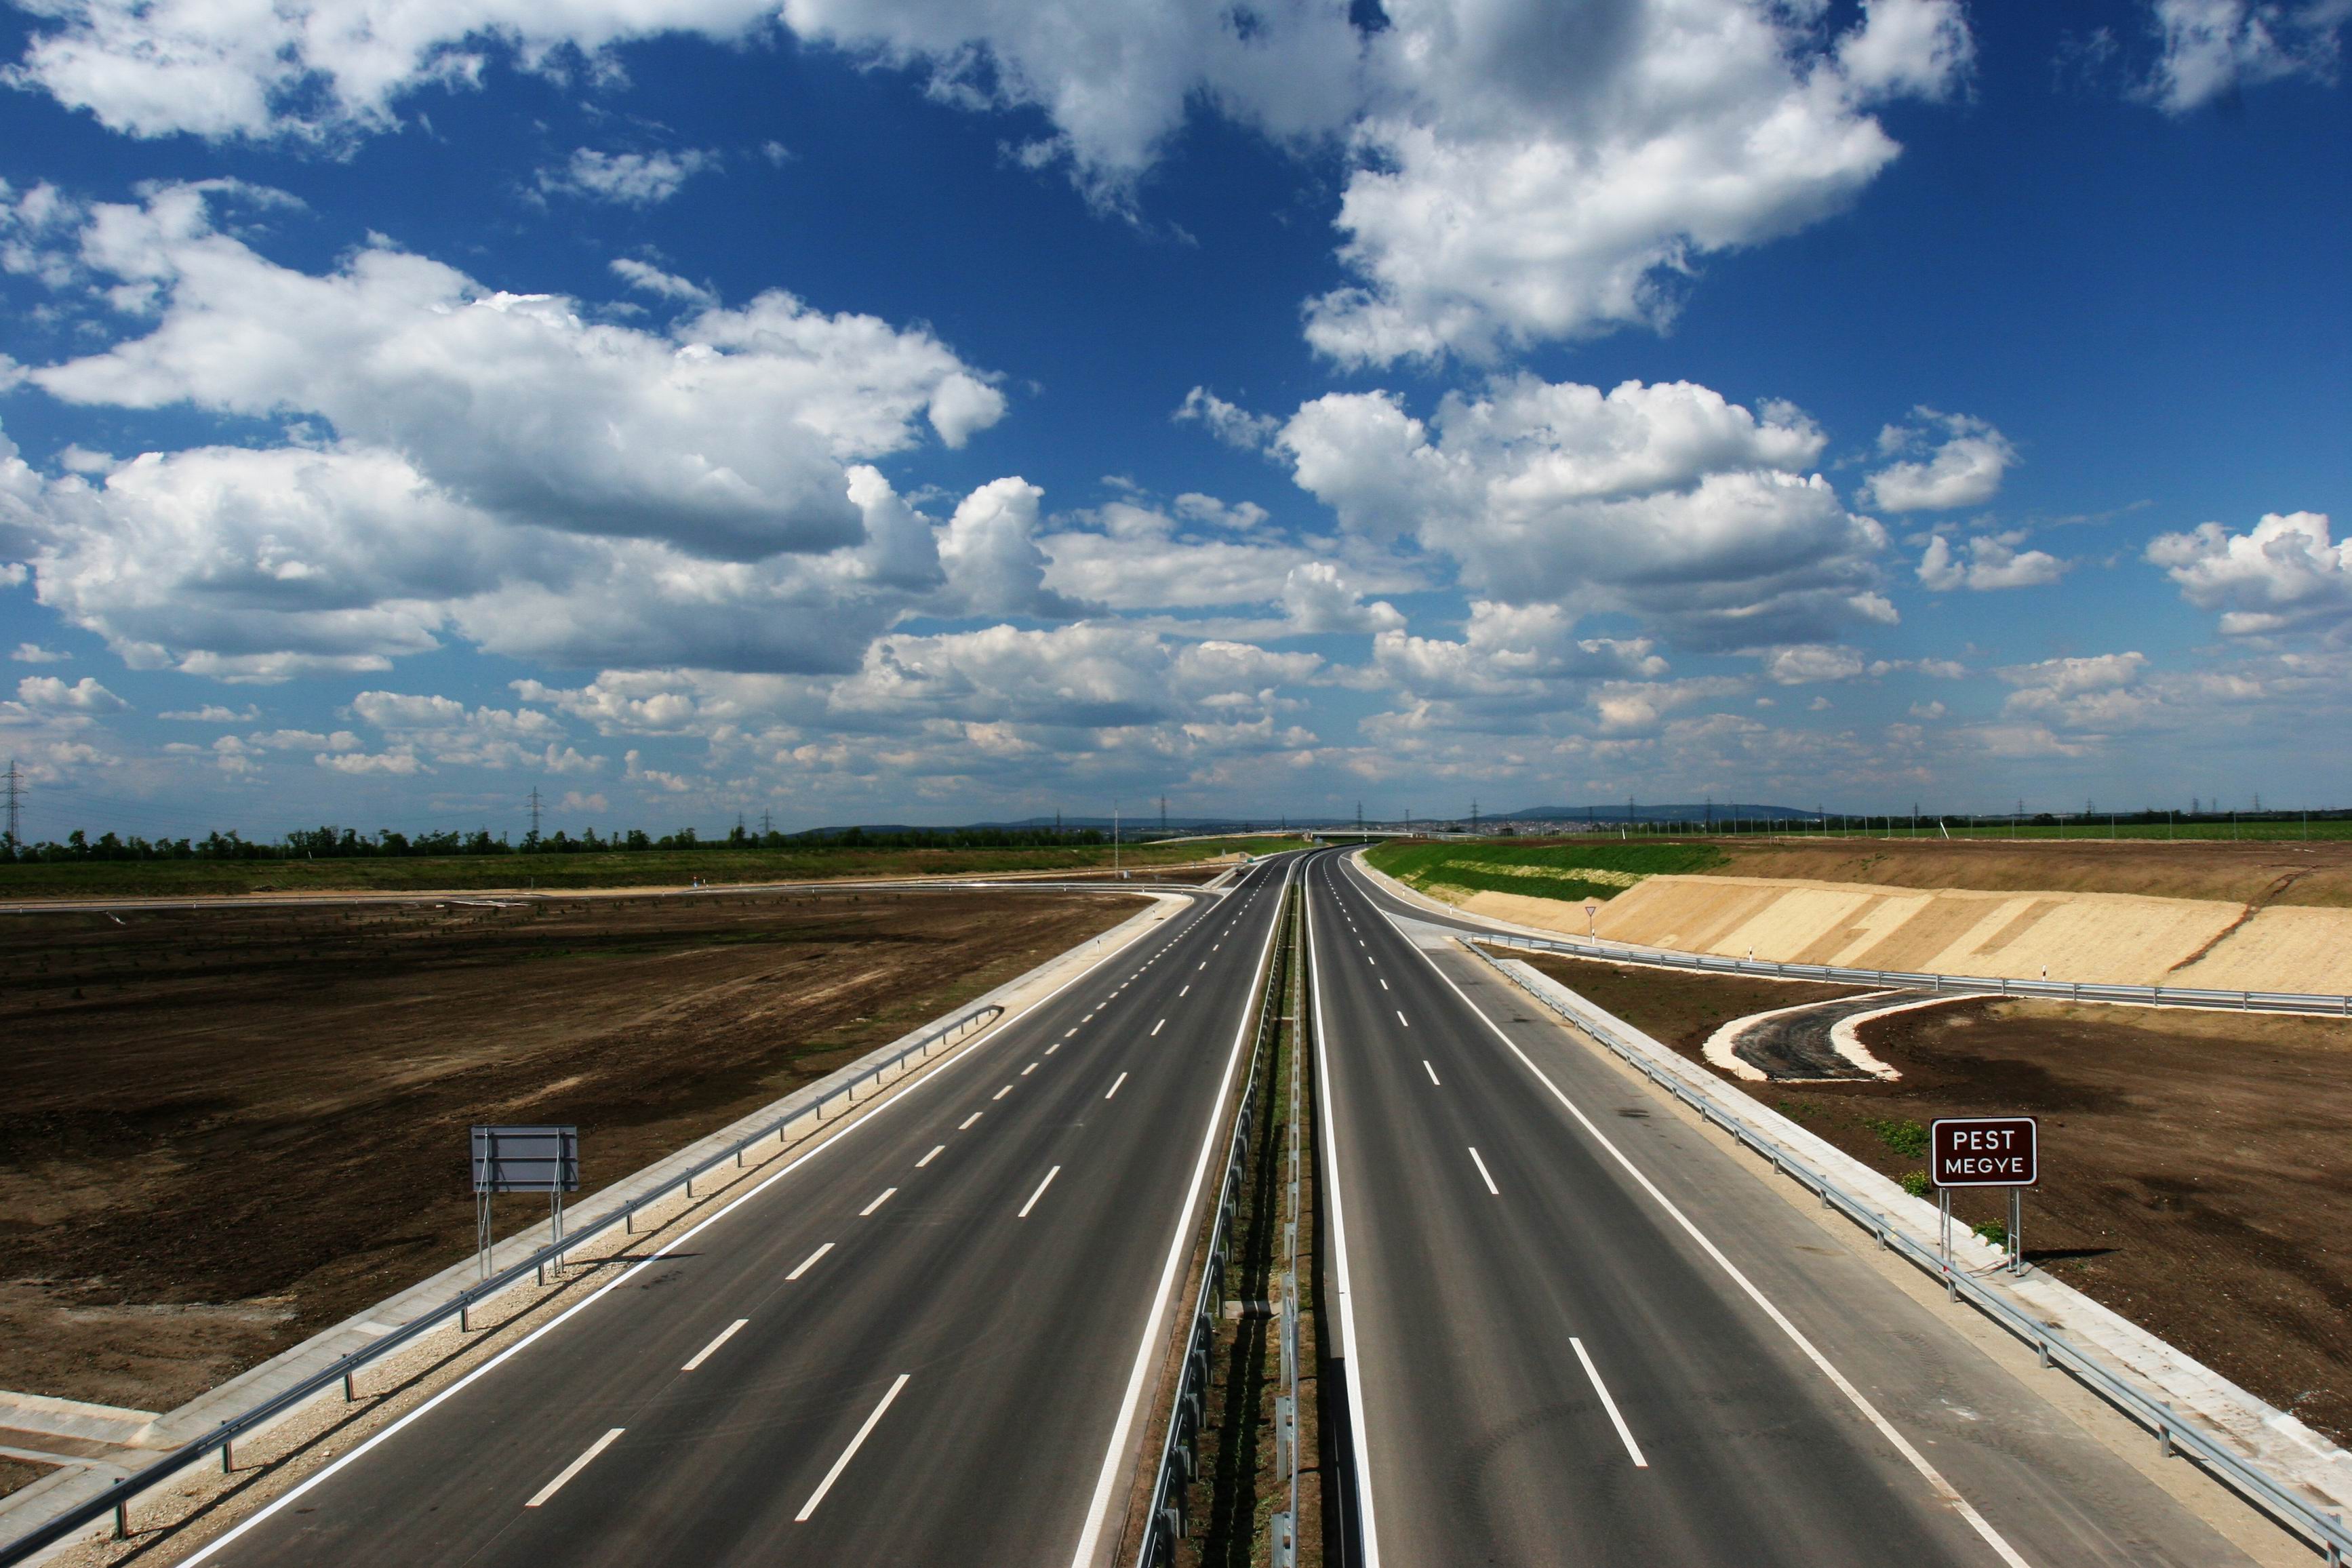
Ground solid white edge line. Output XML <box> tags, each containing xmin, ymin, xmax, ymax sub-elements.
<box><xmin>786</xmin><ymin>1241</ymin><xmax>835</xmax><ymax>1280</ymax></box>
<box><xmin>525</xmin><ymin>1426</ymin><xmax>624</xmax><ymax>1508</ymax></box>
<box><xmin>681</xmin><ymin>1318</ymin><xmax>750</xmax><ymax>1372</ymax></box>
<box><xmin>176</xmin><ymin>887</ymin><xmax>1195</xmax><ymax>1567</ymax></box>
<box><xmin>1422</xmin><ymin>1060</ymin><xmax>1440</xmax><ymax>1086</ymax></box>
<box><xmin>1309</xmin><ymin>862</ymin><xmax>1382</xmax><ymax>1568</ymax></box>
<box><xmin>860</xmin><ymin>1187</ymin><xmax>897</xmax><ymax>1216</ymax></box>
<box><xmin>1570</xmin><ymin>1338</ymin><xmax>1649</xmax><ymax>1468</ymax></box>
<box><xmin>1105</xmin><ymin>1071</ymin><xmax>1129</xmax><ymax>1100</ymax></box>
<box><xmin>917</xmin><ymin>1146</ymin><xmax>944</xmax><ymax>1168</ymax></box>
<box><xmin>794</xmin><ymin>1373</ymin><xmax>911</xmax><ymax>1522</ymax></box>
<box><xmin>1355</xmin><ymin>863</ymin><xmax>2033</xmax><ymax>1568</ymax></box>
<box><xmin>1068</xmin><ymin>855</ymin><xmax>1297</xmax><ymax>1568</ymax></box>
<box><xmin>1468</xmin><ymin>1146</ymin><xmax>1500</xmax><ymax>1195</ymax></box>
<box><xmin>1017</xmin><ymin>1165</ymin><xmax>1062</xmax><ymax>1218</ymax></box>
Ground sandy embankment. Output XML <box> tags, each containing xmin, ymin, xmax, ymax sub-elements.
<box><xmin>1443</xmin><ymin>875</ymin><xmax>2352</xmax><ymax>993</ymax></box>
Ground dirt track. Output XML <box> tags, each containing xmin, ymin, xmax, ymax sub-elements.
<box><xmin>0</xmin><ymin>889</ymin><xmax>1132</xmax><ymax>1428</ymax></box>
<box><xmin>1522</xmin><ymin>955</ymin><xmax>2352</xmax><ymax>1445</ymax></box>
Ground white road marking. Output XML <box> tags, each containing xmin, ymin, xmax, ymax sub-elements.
<box><xmin>1105</xmin><ymin>1071</ymin><xmax>1129</xmax><ymax>1100</ymax></box>
<box><xmin>1046</xmin><ymin>1042</ymin><xmax>1062</xmax><ymax>1056</ymax></box>
<box><xmin>1022</xmin><ymin>1061</ymin><xmax>1039</xmax><ymax>1075</ymax></box>
<box><xmin>1396</xmin><ymin>1010</ymin><xmax>1409</xmax><ymax>1028</ymax></box>
<box><xmin>916</xmin><ymin>1145</ymin><xmax>944</xmax><ymax>1167</ymax></box>
<box><xmin>786</xmin><ymin>1242</ymin><xmax>834</xmax><ymax>1280</ymax></box>
<box><xmin>1380</xmin><ymin>978</ymin><xmax>1389</xmax><ymax>990</ymax></box>
<box><xmin>1572</xmin><ymin>1338</ymin><xmax>1648</xmax><ymax>1468</ymax></box>
<box><xmin>795</xmin><ymin>1374</ymin><xmax>911</xmax><ymax>1522</ymax></box>
<box><xmin>1064</xmin><ymin>1028</ymin><xmax>1079</xmax><ymax>1037</ymax></box>
<box><xmin>526</xmin><ymin>1428</ymin><xmax>624</xmax><ymax>1508</ymax></box>
<box><xmin>993</xmin><ymin>1085</ymin><xmax>1014</xmax><ymax>1100</ymax></box>
<box><xmin>1401</xmin><ymin>929</ymin><xmax>2036</xmax><ymax>1568</ymax></box>
<box><xmin>959</xmin><ymin>1112</ymin><xmax>983</xmax><ymax>1130</ymax></box>
<box><xmin>860</xmin><ymin>1187</ymin><xmax>897</xmax><ymax>1216</ymax></box>
<box><xmin>1151</xmin><ymin>1018</ymin><xmax>1166</xmax><ymax>1036</ymax></box>
<box><xmin>1180</xmin><ymin>984</ymin><xmax>1190</xmax><ymax>997</ymax></box>
<box><xmin>1422</xmin><ymin>1060</ymin><xmax>1441</xmax><ymax>1085</ymax></box>
<box><xmin>1018</xmin><ymin>1165</ymin><xmax>1062</xmax><ymax>1217</ymax></box>
<box><xmin>1199</xmin><ymin>962</ymin><xmax>1208</xmax><ymax>970</ymax></box>
<box><xmin>681</xmin><ymin>1319</ymin><xmax>749</xmax><ymax>1371</ymax></box>
<box><xmin>1469</xmin><ymin>1146</ymin><xmax>1500</xmax><ymax>1194</ymax></box>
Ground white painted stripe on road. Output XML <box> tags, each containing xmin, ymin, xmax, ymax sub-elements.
<box><xmin>1046</xmin><ymin>1041</ymin><xmax>1062</xmax><ymax>1056</ymax></box>
<box><xmin>786</xmin><ymin>1241</ymin><xmax>835</xmax><ymax>1280</ymax></box>
<box><xmin>1152</xmin><ymin>1018</ymin><xmax>1166</xmax><ymax>1036</ymax></box>
<box><xmin>1105</xmin><ymin>1071</ymin><xmax>1128</xmax><ymax>1100</ymax></box>
<box><xmin>1180</xmin><ymin>984</ymin><xmax>1190</xmax><ymax>997</ymax></box>
<box><xmin>959</xmin><ymin>1112</ymin><xmax>983</xmax><ymax>1130</ymax></box>
<box><xmin>1422</xmin><ymin>1060</ymin><xmax>1440</xmax><ymax>1086</ymax></box>
<box><xmin>1022</xmin><ymin>1061</ymin><xmax>1039</xmax><ymax>1075</ymax></box>
<box><xmin>993</xmin><ymin>1085</ymin><xmax>1014</xmax><ymax>1100</ymax></box>
<box><xmin>1397</xmin><ymin>1010</ymin><xmax>1408</xmax><ymax>1027</ymax></box>
<box><xmin>1399</xmin><ymin>922</ymin><xmax>2035</xmax><ymax>1568</ymax></box>
<box><xmin>1380</xmin><ymin>978</ymin><xmax>1388</xmax><ymax>990</ymax></box>
<box><xmin>860</xmin><ymin>1187</ymin><xmax>896</xmax><ymax>1216</ymax></box>
<box><xmin>525</xmin><ymin>1427</ymin><xmax>623</xmax><ymax>1508</ymax></box>
<box><xmin>1571</xmin><ymin>1338</ymin><xmax>1648</xmax><ymax>1468</ymax></box>
<box><xmin>1065</xmin><ymin>1028</ymin><xmax>1079</xmax><ymax>1037</ymax></box>
<box><xmin>1017</xmin><ymin>1165</ymin><xmax>1062</xmax><ymax>1218</ymax></box>
<box><xmin>795</xmin><ymin>1374</ymin><xmax>910</xmax><ymax>1522</ymax></box>
<box><xmin>917</xmin><ymin>1144</ymin><xmax>944</xmax><ymax>1167</ymax></box>
<box><xmin>681</xmin><ymin>1319</ymin><xmax>749</xmax><ymax>1371</ymax></box>
<box><xmin>1469</xmin><ymin>1146</ymin><xmax>1499</xmax><ymax>1194</ymax></box>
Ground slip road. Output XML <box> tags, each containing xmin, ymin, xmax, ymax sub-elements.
<box><xmin>187</xmin><ymin>858</ymin><xmax>1298</xmax><ymax>1568</ymax></box>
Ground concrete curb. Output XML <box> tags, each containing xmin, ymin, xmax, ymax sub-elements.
<box><xmin>1479</xmin><ymin>938</ymin><xmax>2352</xmax><ymax>1517</ymax></box>
<box><xmin>0</xmin><ymin>886</ymin><xmax>1199</xmax><ymax>1550</ymax></box>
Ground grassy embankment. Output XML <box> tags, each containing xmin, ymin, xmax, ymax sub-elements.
<box><xmin>1364</xmin><ymin>839</ymin><xmax>1725</xmax><ymax>906</ymax></box>
<box><xmin>0</xmin><ymin>837</ymin><xmax>1310</xmax><ymax>900</ymax></box>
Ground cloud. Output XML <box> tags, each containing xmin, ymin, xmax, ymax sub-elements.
<box><xmin>159</xmin><ymin>703</ymin><xmax>258</xmax><ymax>721</ymax></box>
<box><xmin>2147</xmin><ymin>510</ymin><xmax>2352</xmax><ymax>634</ymax></box>
<box><xmin>12</xmin><ymin>643</ymin><xmax>68</xmax><ymax>662</ymax></box>
<box><xmin>610</xmin><ymin>257</ymin><xmax>716</xmax><ymax>306</ymax></box>
<box><xmin>938</xmin><ymin>478</ymin><xmax>1085</xmax><ymax>619</ymax></box>
<box><xmin>351</xmin><ymin>689</ymin><xmax>601</xmax><ymax>770</ymax></box>
<box><xmin>539</xmin><ymin>148</ymin><xmax>720</xmax><ymax>206</ymax></box>
<box><xmin>2140</xmin><ymin>0</ymin><xmax>2349</xmax><ymax>113</ymax></box>
<box><xmin>1861</xmin><ymin>409</ymin><xmax>2016</xmax><ymax>512</ymax></box>
<box><xmin>1916</xmin><ymin>531</ymin><xmax>2067</xmax><ymax>590</ymax></box>
<box><xmin>1278</xmin><ymin>376</ymin><xmax>1890</xmax><ymax>649</ymax></box>
<box><xmin>15</xmin><ymin>674</ymin><xmax>127</xmax><ymax>712</ymax></box>
<box><xmin>1759</xmin><ymin>644</ymin><xmax>1866</xmax><ymax>684</ymax></box>
<box><xmin>1279</xmin><ymin>562</ymin><xmax>1404</xmax><ymax>635</ymax></box>
<box><xmin>1175</xmin><ymin>386</ymin><xmax>1281</xmax><ymax>451</ymax></box>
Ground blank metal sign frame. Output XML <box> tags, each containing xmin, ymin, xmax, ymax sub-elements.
<box><xmin>472</xmin><ymin>1125</ymin><xmax>580</xmax><ymax>1192</ymax></box>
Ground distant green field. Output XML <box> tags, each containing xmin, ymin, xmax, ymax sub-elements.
<box><xmin>1364</xmin><ymin>839</ymin><xmax>1725</xmax><ymax>904</ymax></box>
<box><xmin>0</xmin><ymin>837</ymin><xmax>1309</xmax><ymax>900</ymax></box>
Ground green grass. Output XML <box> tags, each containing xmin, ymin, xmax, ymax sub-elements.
<box><xmin>1899</xmin><ymin>1170</ymin><xmax>1934</xmax><ymax>1198</ymax></box>
<box><xmin>0</xmin><ymin>837</ymin><xmax>1309</xmax><ymax>900</ymax></box>
<box><xmin>1363</xmin><ymin>837</ymin><xmax>1726</xmax><ymax>904</ymax></box>
<box><xmin>1867</xmin><ymin>1117</ymin><xmax>1930</xmax><ymax>1159</ymax></box>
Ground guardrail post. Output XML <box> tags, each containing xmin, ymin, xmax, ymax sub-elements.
<box><xmin>112</xmin><ymin>1486</ymin><xmax>127</xmax><ymax>1541</ymax></box>
<box><xmin>342</xmin><ymin>1363</ymin><xmax>356</xmax><ymax>1402</ymax></box>
<box><xmin>220</xmin><ymin>1439</ymin><xmax>233</xmax><ymax>1474</ymax></box>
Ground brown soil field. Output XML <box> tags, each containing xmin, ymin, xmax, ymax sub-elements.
<box><xmin>1515</xmin><ymin>954</ymin><xmax>2352</xmax><ymax>1444</ymax></box>
<box><xmin>0</xmin><ymin>888</ymin><xmax>1132</xmax><ymax>1430</ymax></box>
<box><xmin>1711</xmin><ymin>836</ymin><xmax>2352</xmax><ymax>907</ymax></box>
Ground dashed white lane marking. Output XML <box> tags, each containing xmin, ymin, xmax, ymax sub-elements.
<box><xmin>526</xmin><ymin>1428</ymin><xmax>624</xmax><ymax>1508</ymax></box>
<box><xmin>1180</xmin><ymin>984</ymin><xmax>1190</xmax><ymax>997</ymax></box>
<box><xmin>860</xmin><ymin>1187</ymin><xmax>897</xmax><ymax>1217</ymax></box>
<box><xmin>1018</xmin><ymin>1165</ymin><xmax>1062</xmax><ymax>1218</ymax></box>
<box><xmin>993</xmin><ymin>1085</ymin><xmax>1014</xmax><ymax>1100</ymax></box>
<box><xmin>1064</xmin><ymin>1028</ymin><xmax>1079</xmax><ymax>1037</ymax></box>
<box><xmin>1572</xmin><ymin>1338</ymin><xmax>1649</xmax><ymax>1468</ymax></box>
<box><xmin>1468</xmin><ymin>1147</ymin><xmax>1499</xmax><ymax>1195</ymax></box>
<box><xmin>1422</xmin><ymin>1060</ymin><xmax>1441</xmax><ymax>1086</ymax></box>
<box><xmin>1151</xmin><ymin>1018</ymin><xmax>1166</xmax><ymax>1036</ymax></box>
<box><xmin>1396</xmin><ymin>1011</ymin><xmax>1409</xmax><ymax>1028</ymax></box>
<box><xmin>1199</xmin><ymin>962</ymin><xmax>1208</xmax><ymax>970</ymax></box>
<box><xmin>1046</xmin><ymin>1042</ymin><xmax>1063</xmax><ymax>1056</ymax></box>
<box><xmin>681</xmin><ymin>1319</ymin><xmax>749</xmax><ymax>1371</ymax></box>
<box><xmin>795</xmin><ymin>1374</ymin><xmax>911</xmax><ymax>1522</ymax></box>
<box><xmin>1022</xmin><ymin>1062</ymin><xmax>1039</xmax><ymax>1075</ymax></box>
<box><xmin>1380</xmin><ymin>978</ymin><xmax>1389</xmax><ymax>990</ymax></box>
<box><xmin>959</xmin><ymin>1112</ymin><xmax>983</xmax><ymax>1131</ymax></box>
<box><xmin>786</xmin><ymin>1242</ymin><xmax>834</xmax><ymax>1280</ymax></box>
<box><xmin>917</xmin><ymin>1145</ymin><xmax>944</xmax><ymax>1168</ymax></box>
<box><xmin>1105</xmin><ymin>1071</ymin><xmax>1129</xmax><ymax>1100</ymax></box>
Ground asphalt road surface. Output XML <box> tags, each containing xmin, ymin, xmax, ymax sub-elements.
<box><xmin>1308</xmin><ymin>848</ymin><xmax>2262</xmax><ymax>1568</ymax></box>
<box><xmin>186</xmin><ymin>856</ymin><xmax>1298</xmax><ymax>1568</ymax></box>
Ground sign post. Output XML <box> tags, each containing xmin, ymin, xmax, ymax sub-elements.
<box><xmin>471</xmin><ymin>1125</ymin><xmax>580</xmax><ymax>1281</ymax></box>
<box><xmin>1584</xmin><ymin>903</ymin><xmax>1598</xmax><ymax>938</ymax></box>
<box><xmin>1930</xmin><ymin>1117</ymin><xmax>2036</xmax><ymax>1276</ymax></box>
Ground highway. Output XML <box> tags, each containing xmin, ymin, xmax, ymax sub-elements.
<box><xmin>182</xmin><ymin>856</ymin><xmax>1298</xmax><ymax>1568</ymax></box>
<box><xmin>1306</xmin><ymin>849</ymin><xmax>2261</xmax><ymax>1567</ymax></box>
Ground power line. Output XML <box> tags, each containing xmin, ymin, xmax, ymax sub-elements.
<box><xmin>3</xmin><ymin>759</ymin><xmax>20</xmax><ymax>851</ymax></box>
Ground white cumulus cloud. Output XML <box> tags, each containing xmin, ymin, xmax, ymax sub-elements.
<box><xmin>1862</xmin><ymin>409</ymin><xmax>2016</xmax><ymax>512</ymax></box>
<box><xmin>2146</xmin><ymin>509</ymin><xmax>2352</xmax><ymax>634</ymax></box>
<box><xmin>2141</xmin><ymin>0</ymin><xmax>2349</xmax><ymax>113</ymax></box>
<box><xmin>540</xmin><ymin>148</ymin><xmax>720</xmax><ymax>206</ymax></box>
<box><xmin>1916</xmin><ymin>531</ymin><xmax>2067</xmax><ymax>590</ymax></box>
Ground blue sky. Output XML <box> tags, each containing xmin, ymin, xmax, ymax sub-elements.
<box><xmin>1</xmin><ymin>0</ymin><xmax>2348</xmax><ymax>839</ymax></box>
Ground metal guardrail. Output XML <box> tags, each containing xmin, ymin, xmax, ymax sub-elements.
<box><xmin>1134</xmin><ymin>887</ymin><xmax>1292</xmax><ymax>1566</ymax></box>
<box><xmin>1470</xmin><ymin>928</ymin><xmax>2352</xmax><ymax>1017</ymax></box>
<box><xmin>0</xmin><ymin>1000</ymin><xmax>1003</xmax><ymax>1567</ymax></box>
<box><xmin>1468</xmin><ymin>944</ymin><xmax>2352</xmax><ymax>1567</ymax></box>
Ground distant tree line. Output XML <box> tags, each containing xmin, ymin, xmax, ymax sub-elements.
<box><xmin>0</xmin><ymin>822</ymin><xmax>1114</xmax><ymax>864</ymax></box>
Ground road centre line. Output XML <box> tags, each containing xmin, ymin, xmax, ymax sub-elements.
<box><xmin>525</xmin><ymin>1428</ymin><xmax>624</xmax><ymax>1508</ymax></box>
<box><xmin>786</xmin><ymin>1242</ymin><xmax>834</xmax><ymax>1280</ymax></box>
<box><xmin>1017</xmin><ymin>1165</ymin><xmax>1062</xmax><ymax>1218</ymax></box>
<box><xmin>1380</xmin><ymin>978</ymin><xmax>1389</xmax><ymax>990</ymax></box>
<box><xmin>1468</xmin><ymin>1147</ymin><xmax>1500</xmax><ymax>1195</ymax></box>
<box><xmin>1422</xmin><ymin>1060</ymin><xmax>1440</xmax><ymax>1086</ymax></box>
<box><xmin>795</xmin><ymin>1374</ymin><xmax>911</xmax><ymax>1522</ymax></box>
<box><xmin>993</xmin><ymin>1085</ymin><xmax>1014</xmax><ymax>1100</ymax></box>
<box><xmin>860</xmin><ymin>1187</ymin><xmax>897</xmax><ymax>1216</ymax></box>
<box><xmin>1152</xmin><ymin>1018</ymin><xmax>1166</xmax><ymax>1036</ymax></box>
<box><xmin>1572</xmin><ymin>1338</ymin><xmax>1648</xmax><ymax>1468</ymax></box>
<box><xmin>959</xmin><ymin>1112</ymin><xmax>983</xmax><ymax>1130</ymax></box>
<box><xmin>1359</xmin><ymin>875</ymin><xmax>2034</xmax><ymax>1568</ymax></box>
<box><xmin>1046</xmin><ymin>1042</ymin><xmax>1062</xmax><ymax>1055</ymax></box>
<box><xmin>1065</xmin><ymin>1028</ymin><xmax>1079</xmax><ymax>1037</ymax></box>
<box><xmin>681</xmin><ymin>1319</ymin><xmax>749</xmax><ymax>1371</ymax></box>
<box><xmin>1397</xmin><ymin>1011</ymin><xmax>1409</xmax><ymax>1028</ymax></box>
<box><xmin>1022</xmin><ymin>1062</ymin><xmax>1039</xmax><ymax>1075</ymax></box>
<box><xmin>1179</xmin><ymin>984</ymin><xmax>1190</xmax><ymax>997</ymax></box>
<box><xmin>917</xmin><ymin>1145</ymin><xmax>944</xmax><ymax>1167</ymax></box>
<box><xmin>1105</xmin><ymin>1071</ymin><xmax>1129</xmax><ymax>1100</ymax></box>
